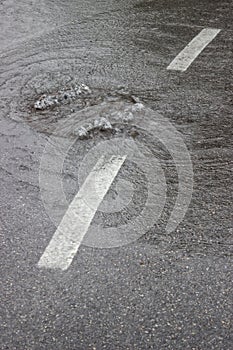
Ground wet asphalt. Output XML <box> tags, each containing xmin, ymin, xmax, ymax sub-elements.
<box><xmin>0</xmin><ymin>0</ymin><xmax>233</xmax><ymax>349</ymax></box>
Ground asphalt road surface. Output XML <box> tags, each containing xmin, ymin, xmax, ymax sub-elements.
<box><xmin>0</xmin><ymin>1</ymin><xmax>232</xmax><ymax>349</ymax></box>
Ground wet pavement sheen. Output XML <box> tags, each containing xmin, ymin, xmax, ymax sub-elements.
<box><xmin>0</xmin><ymin>1</ymin><xmax>232</xmax><ymax>349</ymax></box>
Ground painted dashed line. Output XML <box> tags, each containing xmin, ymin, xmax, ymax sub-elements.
<box><xmin>38</xmin><ymin>155</ymin><xmax>126</xmax><ymax>271</ymax></box>
<box><xmin>37</xmin><ymin>26</ymin><xmax>221</xmax><ymax>272</ymax></box>
<box><xmin>167</xmin><ymin>28</ymin><xmax>221</xmax><ymax>72</ymax></box>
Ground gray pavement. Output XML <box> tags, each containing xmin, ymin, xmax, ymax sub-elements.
<box><xmin>0</xmin><ymin>0</ymin><xmax>232</xmax><ymax>349</ymax></box>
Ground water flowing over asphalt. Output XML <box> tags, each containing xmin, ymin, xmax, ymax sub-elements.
<box><xmin>0</xmin><ymin>1</ymin><xmax>232</xmax><ymax>349</ymax></box>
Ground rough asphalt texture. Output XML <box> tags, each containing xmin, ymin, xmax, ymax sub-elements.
<box><xmin>0</xmin><ymin>0</ymin><xmax>232</xmax><ymax>349</ymax></box>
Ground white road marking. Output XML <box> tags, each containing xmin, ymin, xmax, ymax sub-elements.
<box><xmin>38</xmin><ymin>155</ymin><xmax>126</xmax><ymax>271</ymax></box>
<box><xmin>167</xmin><ymin>28</ymin><xmax>221</xmax><ymax>72</ymax></box>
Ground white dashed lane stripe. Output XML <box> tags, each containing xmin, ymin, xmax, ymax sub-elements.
<box><xmin>38</xmin><ymin>155</ymin><xmax>126</xmax><ymax>271</ymax></box>
<box><xmin>167</xmin><ymin>28</ymin><xmax>221</xmax><ymax>72</ymax></box>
